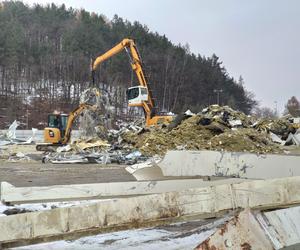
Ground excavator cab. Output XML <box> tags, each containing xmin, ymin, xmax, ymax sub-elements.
<box><xmin>127</xmin><ymin>86</ymin><xmax>148</xmax><ymax>105</ymax></box>
<box><xmin>44</xmin><ymin>114</ymin><xmax>69</xmax><ymax>144</ymax></box>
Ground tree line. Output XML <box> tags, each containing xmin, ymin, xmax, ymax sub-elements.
<box><xmin>0</xmin><ymin>1</ymin><xmax>257</xmax><ymax>128</ymax></box>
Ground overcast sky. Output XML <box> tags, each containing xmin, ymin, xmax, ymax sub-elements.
<box><xmin>23</xmin><ymin>0</ymin><xmax>300</xmax><ymax>113</ymax></box>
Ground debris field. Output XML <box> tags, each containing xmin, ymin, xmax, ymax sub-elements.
<box><xmin>1</xmin><ymin>103</ymin><xmax>300</xmax><ymax>250</ymax></box>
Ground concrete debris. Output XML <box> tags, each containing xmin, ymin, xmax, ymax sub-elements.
<box><xmin>49</xmin><ymin>154</ymin><xmax>89</xmax><ymax>164</ymax></box>
<box><xmin>200</xmin><ymin>105</ymin><xmax>253</xmax><ymax>126</ymax></box>
<box><xmin>293</xmin><ymin>117</ymin><xmax>300</xmax><ymax>123</ymax></box>
<box><xmin>196</xmin><ymin>206</ymin><xmax>300</xmax><ymax>250</ymax></box>
<box><xmin>269</xmin><ymin>132</ymin><xmax>285</xmax><ymax>144</ymax></box>
<box><xmin>285</xmin><ymin>132</ymin><xmax>300</xmax><ymax>146</ymax></box>
<box><xmin>254</xmin><ymin>117</ymin><xmax>300</xmax><ymax>147</ymax></box>
<box><xmin>43</xmin><ymin>138</ymin><xmax>147</xmax><ymax>165</ymax></box>
<box><xmin>254</xmin><ymin>118</ymin><xmax>295</xmax><ymax>138</ymax></box>
<box><xmin>117</xmin><ymin>105</ymin><xmax>300</xmax><ymax>156</ymax></box>
<box><xmin>7</xmin><ymin>152</ymin><xmax>31</xmax><ymax>163</ymax></box>
<box><xmin>41</xmin><ymin>105</ymin><xmax>300</xmax><ymax>164</ymax></box>
<box><xmin>120</xmin><ymin>108</ymin><xmax>281</xmax><ymax>156</ymax></box>
<box><xmin>184</xmin><ymin>109</ymin><xmax>195</xmax><ymax>116</ymax></box>
<box><xmin>126</xmin><ymin>157</ymin><xmax>164</xmax><ymax>180</ymax></box>
<box><xmin>228</xmin><ymin>119</ymin><xmax>242</xmax><ymax>127</ymax></box>
<box><xmin>56</xmin><ymin>144</ymin><xmax>72</xmax><ymax>153</ymax></box>
<box><xmin>125</xmin><ymin>150</ymin><xmax>142</xmax><ymax>160</ymax></box>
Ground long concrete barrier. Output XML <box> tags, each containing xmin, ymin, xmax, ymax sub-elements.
<box><xmin>158</xmin><ymin>150</ymin><xmax>300</xmax><ymax>179</ymax></box>
<box><xmin>0</xmin><ymin>178</ymin><xmax>245</xmax><ymax>204</ymax></box>
<box><xmin>1</xmin><ymin>176</ymin><xmax>300</xmax><ymax>247</ymax></box>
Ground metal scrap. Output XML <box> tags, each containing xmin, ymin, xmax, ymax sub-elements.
<box><xmin>0</xmin><ymin>120</ymin><xmax>37</xmax><ymax>145</ymax></box>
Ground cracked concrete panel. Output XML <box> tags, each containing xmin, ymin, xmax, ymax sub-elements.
<box><xmin>158</xmin><ymin>150</ymin><xmax>300</xmax><ymax>179</ymax></box>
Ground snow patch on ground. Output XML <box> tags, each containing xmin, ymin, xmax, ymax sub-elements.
<box><xmin>13</xmin><ymin>226</ymin><xmax>215</xmax><ymax>250</ymax></box>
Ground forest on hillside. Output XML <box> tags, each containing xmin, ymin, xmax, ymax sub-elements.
<box><xmin>0</xmin><ymin>1</ymin><xmax>257</xmax><ymax>128</ymax></box>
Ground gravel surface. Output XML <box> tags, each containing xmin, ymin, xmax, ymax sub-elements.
<box><xmin>0</xmin><ymin>162</ymin><xmax>135</xmax><ymax>187</ymax></box>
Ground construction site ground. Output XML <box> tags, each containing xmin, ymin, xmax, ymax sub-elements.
<box><xmin>1</xmin><ymin>144</ymin><xmax>300</xmax><ymax>187</ymax></box>
<box><xmin>0</xmin><ymin>162</ymin><xmax>135</xmax><ymax>187</ymax></box>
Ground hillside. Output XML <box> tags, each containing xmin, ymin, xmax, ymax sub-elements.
<box><xmin>0</xmin><ymin>1</ymin><xmax>256</xmax><ymax>128</ymax></box>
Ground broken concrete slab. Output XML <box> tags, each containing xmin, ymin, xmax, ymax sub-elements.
<box><xmin>1</xmin><ymin>176</ymin><xmax>300</xmax><ymax>247</ymax></box>
<box><xmin>196</xmin><ymin>205</ymin><xmax>300</xmax><ymax>250</ymax></box>
<box><xmin>126</xmin><ymin>158</ymin><xmax>164</xmax><ymax>180</ymax></box>
<box><xmin>257</xmin><ymin>206</ymin><xmax>300</xmax><ymax>249</ymax></box>
<box><xmin>285</xmin><ymin>133</ymin><xmax>300</xmax><ymax>146</ymax></box>
<box><xmin>0</xmin><ymin>178</ymin><xmax>246</xmax><ymax>204</ymax></box>
<box><xmin>158</xmin><ymin>150</ymin><xmax>300</xmax><ymax>179</ymax></box>
<box><xmin>270</xmin><ymin>131</ymin><xmax>285</xmax><ymax>144</ymax></box>
<box><xmin>195</xmin><ymin>209</ymin><xmax>274</xmax><ymax>249</ymax></box>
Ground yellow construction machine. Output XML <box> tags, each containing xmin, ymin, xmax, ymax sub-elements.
<box><xmin>91</xmin><ymin>38</ymin><xmax>173</xmax><ymax>127</ymax></box>
<box><xmin>36</xmin><ymin>88</ymin><xmax>100</xmax><ymax>151</ymax></box>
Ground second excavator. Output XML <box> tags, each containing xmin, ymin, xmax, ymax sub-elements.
<box><xmin>36</xmin><ymin>88</ymin><xmax>101</xmax><ymax>151</ymax></box>
<box><xmin>91</xmin><ymin>38</ymin><xmax>173</xmax><ymax>127</ymax></box>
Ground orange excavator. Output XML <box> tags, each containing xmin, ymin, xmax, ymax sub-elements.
<box><xmin>91</xmin><ymin>38</ymin><xmax>173</xmax><ymax>127</ymax></box>
<box><xmin>36</xmin><ymin>88</ymin><xmax>101</xmax><ymax>151</ymax></box>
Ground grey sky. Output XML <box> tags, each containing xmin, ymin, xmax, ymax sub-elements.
<box><xmin>23</xmin><ymin>0</ymin><xmax>300</xmax><ymax>113</ymax></box>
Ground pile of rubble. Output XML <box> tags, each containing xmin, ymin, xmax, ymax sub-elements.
<box><xmin>2</xmin><ymin>104</ymin><xmax>299</xmax><ymax>164</ymax></box>
<box><xmin>120</xmin><ymin>105</ymin><xmax>284</xmax><ymax>156</ymax></box>
<box><xmin>43</xmin><ymin>137</ymin><xmax>147</xmax><ymax>165</ymax></box>
<box><xmin>254</xmin><ymin>117</ymin><xmax>300</xmax><ymax>146</ymax></box>
<box><xmin>44</xmin><ymin>105</ymin><xmax>300</xmax><ymax>162</ymax></box>
<box><xmin>0</xmin><ymin>121</ymin><xmax>40</xmax><ymax>162</ymax></box>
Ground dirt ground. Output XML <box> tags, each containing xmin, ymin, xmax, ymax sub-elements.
<box><xmin>1</xmin><ymin>143</ymin><xmax>300</xmax><ymax>188</ymax></box>
<box><xmin>0</xmin><ymin>162</ymin><xmax>135</xmax><ymax>187</ymax></box>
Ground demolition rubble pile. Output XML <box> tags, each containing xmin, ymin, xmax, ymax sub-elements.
<box><xmin>40</xmin><ymin>105</ymin><xmax>300</xmax><ymax>163</ymax></box>
<box><xmin>43</xmin><ymin>119</ymin><xmax>148</xmax><ymax>165</ymax></box>
<box><xmin>0</xmin><ymin>121</ymin><xmax>39</xmax><ymax>162</ymax></box>
<box><xmin>1</xmin><ymin>104</ymin><xmax>299</xmax><ymax>164</ymax></box>
<box><xmin>42</xmin><ymin>88</ymin><xmax>147</xmax><ymax>164</ymax></box>
<box><xmin>120</xmin><ymin>105</ymin><xmax>287</xmax><ymax>156</ymax></box>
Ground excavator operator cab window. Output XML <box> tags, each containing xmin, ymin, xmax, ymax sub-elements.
<box><xmin>60</xmin><ymin>115</ymin><xmax>68</xmax><ymax>131</ymax></box>
<box><xmin>60</xmin><ymin>115</ymin><xmax>68</xmax><ymax>138</ymax></box>
<box><xmin>127</xmin><ymin>86</ymin><xmax>148</xmax><ymax>105</ymax></box>
<box><xmin>48</xmin><ymin>114</ymin><xmax>61</xmax><ymax>128</ymax></box>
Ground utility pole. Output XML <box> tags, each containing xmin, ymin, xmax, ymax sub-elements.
<box><xmin>213</xmin><ymin>89</ymin><xmax>223</xmax><ymax>105</ymax></box>
<box><xmin>274</xmin><ymin>101</ymin><xmax>278</xmax><ymax>117</ymax></box>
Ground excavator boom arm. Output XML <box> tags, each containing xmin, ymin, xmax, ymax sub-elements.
<box><xmin>92</xmin><ymin>38</ymin><xmax>155</xmax><ymax>112</ymax></box>
<box><xmin>61</xmin><ymin>104</ymin><xmax>94</xmax><ymax>144</ymax></box>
